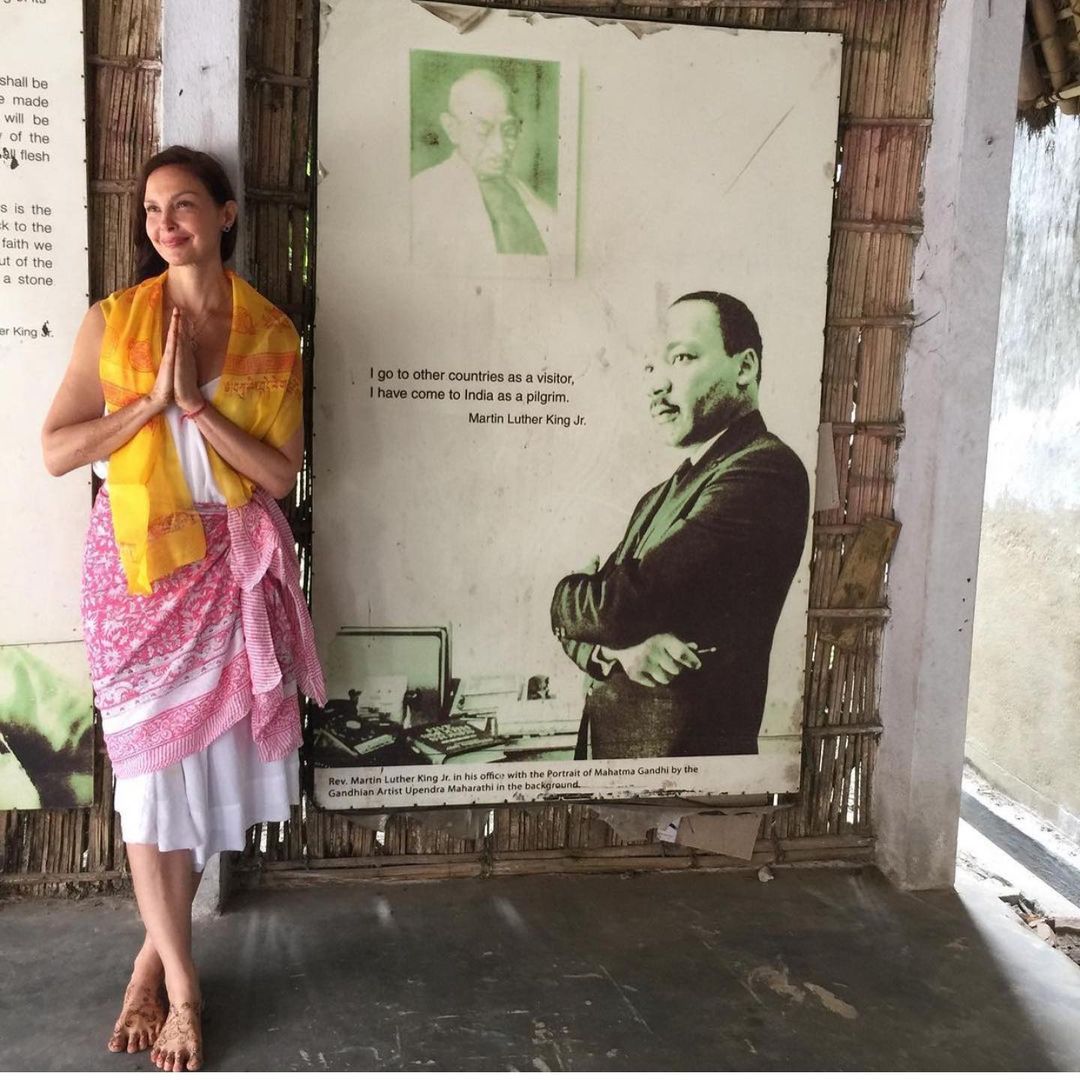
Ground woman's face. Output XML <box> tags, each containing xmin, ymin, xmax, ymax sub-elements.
<box><xmin>142</xmin><ymin>165</ymin><xmax>235</xmax><ymax>269</ymax></box>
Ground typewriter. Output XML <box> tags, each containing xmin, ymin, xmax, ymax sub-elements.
<box><xmin>406</xmin><ymin>720</ymin><xmax>510</xmax><ymax>764</ymax></box>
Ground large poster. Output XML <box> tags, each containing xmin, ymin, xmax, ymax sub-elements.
<box><xmin>0</xmin><ymin>3</ymin><xmax>93</xmax><ymax>809</ymax></box>
<box><xmin>313</xmin><ymin>1</ymin><xmax>840</xmax><ymax>809</ymax></box>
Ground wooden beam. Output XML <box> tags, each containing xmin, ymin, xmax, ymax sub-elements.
<box><xmin>806</xmin><ymin>723</ymin><xmax>884</xmax><ymax>736</ymax></box>
<box><xmin>841</xmin><ymin>116</ymin><xmax>933</xmax><ymax>127</ymax></box>
<box><xmin>246</xmin><ymin>70</ymin><xmax>311</xmax><ymax>87</ymax></box>
<box><xmin>87</xmin><ymin>54</ymin><xmax>161</xmax><ymax>71</ymax></box>
<box><xmin>828</xmin><ymin>316</ymin><xmax>914</xmax><ymax>328</ymax></box>
<box><xmin>808</xmin><ymin>607</ymin><xmax>890</xmax><ymax>619</ymax></box>
<box><xmin>233</xmin><ymin>835</ymin><xmax>874</xmax><ymax>884</ymax></box>
<box><xmin>834</xmin><ymin>220</ymin><xmax>924</xmax><ymax>236</ymax></box>
<box><xmin>819</xmin><ymin>518</ymin><xmax>902</xmax><ymax>648</ymax></box>
<box><xmin>247</xmin><ymin>187</ymin><xmax>311</xmax><ymax>206</ymax></box>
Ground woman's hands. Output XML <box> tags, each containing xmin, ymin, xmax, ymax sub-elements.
<box><xmin>167</xmin><ymin>309</ymin><xmax>205</xmax><ymax>414</ymax></box>
<box><xmin>42</xmin><ymin>297</ymin><xmax>300</xmax><ymax>487</ymax></box>
<box><xmin>148</xmin><ymin>308</ymin><xmax>203</xmax><ymax>414</ymax></box>
<box><xmin>147</xmin><ymin>309</ymin><xmax>179</xmax><ymax>411</ymax></box>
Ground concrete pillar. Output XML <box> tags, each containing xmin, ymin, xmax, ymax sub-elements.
<box><xmin>161</xmin><ymin>0</ymin><xmax>246</xmax><ymax>275</ymax></box>
<box><xmin>875</xmin><ymin>0</ymin><xmax>1027</xmax><ymax>890</ymax></box>
<box><xmin>161</xmin><ymin>0</ymin><xmax>245</xmax><ymax>915</ymax></box>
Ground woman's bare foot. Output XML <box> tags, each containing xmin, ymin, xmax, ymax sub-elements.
<box><xmin>108</xmin><ymin>978</ymin><xmax>167</xmax><ymax>1053</ymax></box>
<box><xmin>150</xmin><ymin>1001</ymin><xmax>203</xmax><ymax>1072</ymax></box>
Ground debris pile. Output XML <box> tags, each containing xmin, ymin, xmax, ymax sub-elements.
<box><xmin>1002</xmin><ymin>893</ymin><xmax>1080</xmax><ymax>966</ymax></box>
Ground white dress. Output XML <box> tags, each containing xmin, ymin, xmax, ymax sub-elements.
<box><xmin>97</xmin><ymin>381</ymin><xmax>300</xmax><ymax>871</ymax></box>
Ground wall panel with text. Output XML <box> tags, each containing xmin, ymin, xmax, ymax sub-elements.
<box><xmin>0</xmin><ymin>3</ymin><xmax>93</xmax><ymax>810</ymax></box>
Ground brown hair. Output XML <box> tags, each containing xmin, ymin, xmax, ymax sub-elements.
<box><xmin>132</xmin><ymin>145</ymin><xmax>238</xmax><ymax>283</ymax></box>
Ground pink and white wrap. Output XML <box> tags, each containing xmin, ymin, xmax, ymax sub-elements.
<box><xmin>82</xmin><ymin>488</ymin><xmax>326</xmax><ymax>780</ymax></box>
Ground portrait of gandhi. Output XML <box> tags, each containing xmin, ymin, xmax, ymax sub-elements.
<box><xmin>550</xmin><ymin>292</ymin><xmax>811</xmax><ymax>760</ymax></box>
<box><xmin>411</xmin><ymin>52</ymin><xmax>561</xmax><ymax>262</ymax></box>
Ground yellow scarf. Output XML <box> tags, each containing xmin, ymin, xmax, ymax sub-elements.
<box><xmin>99</xmin><ymin>270</ymin><xmax>302</xmax><ymax>595</ymax></box>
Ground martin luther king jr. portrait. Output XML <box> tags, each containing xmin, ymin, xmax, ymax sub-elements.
<box><xmin>551</xmin><ymin>292</ymin><xmax>811</xmax><ymax>760</ymax></box>
<box><xmin>410</xmin><ymin>50</ymin><xmax>563</xmax><ymax>267</ymax></box>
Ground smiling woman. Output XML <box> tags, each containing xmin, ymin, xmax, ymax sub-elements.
<box><xmin>135</xmin><ymin>150</ymin><xmax>239</xmax><ymax>284</ymax></box>
<box><xmin>39</xmin><ymin>145</ymin><xmax>325</xmax><ymax>1072</ymax></box>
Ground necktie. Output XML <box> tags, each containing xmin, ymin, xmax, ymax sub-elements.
<box><xmin>478</xmin><ymin>176</ymin><xmax>548</xmax><ymax>255</ymax></box>
<box><xmin>673</xmin><ymin>457</ymin><xmax>694</xmax><ymax>485</ymax></box>
<box><xmin>631</xmin><ymin>459</ymin><xmax>696</xmax><ymax>558</ymax></box>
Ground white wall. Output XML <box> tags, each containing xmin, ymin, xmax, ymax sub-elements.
<box><xmin>966</xmin><ymin>118</ymin><xmax>1080</xmax><ymax>843</ymax></box>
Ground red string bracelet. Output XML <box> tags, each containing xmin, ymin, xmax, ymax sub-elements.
<box><xmin>182</xmin><ymin>402</ymin><xmax>207</xmax><ymax>422</ymax></box>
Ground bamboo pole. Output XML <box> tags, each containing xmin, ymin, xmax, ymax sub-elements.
<box><xmin>1031</xmin><ymin>0</ymin><xmax>1080</xmax><ymax>114</ymax></box>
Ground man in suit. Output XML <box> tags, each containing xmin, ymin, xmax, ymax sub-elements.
<box><xmin>550</xmin><ymin>292</ymin><xmax>810</xmax><ymax>759</ymax></box>
<box><xmin>411</xmin><ymin>67</ymin><xmax>556</xmax><ymax>263</ymax></box>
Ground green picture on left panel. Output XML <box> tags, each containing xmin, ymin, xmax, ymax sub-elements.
<box><xmin>0</xmin><ymin>643</ymin><xmax>93</xmax><ymax>810</ymax></box>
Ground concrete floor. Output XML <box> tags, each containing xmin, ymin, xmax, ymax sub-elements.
<box><xmin>3</xmin><ymin>866</ymin><xmax>1080</xmax><ymax>1071</ymax></box>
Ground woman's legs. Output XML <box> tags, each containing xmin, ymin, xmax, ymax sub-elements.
<box><xmin>125</xmin><ymin>844</ymin><xmax>205</xmax><ymax>1070</ymax></box>
<box><xmin>108</xmin><ymin>935</ymin><xmax>164</xmax><ymax>1053</ymax></box>
<box><xmin>109</xmin><ymin>863</ymin><xmax>203</xmax><ymax>1053</ymax></box>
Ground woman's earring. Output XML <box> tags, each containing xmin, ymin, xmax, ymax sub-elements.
<box><xmin>223</xmin><ymin>224</ymin><xmax>232</xmax><ymax>233</ymax></box>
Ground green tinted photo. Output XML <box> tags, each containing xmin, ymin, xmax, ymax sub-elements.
<box><xmin>410</xmin><ymin>49</ymin><xmax>572</xmax><ymax>269</ymax></box>
<box><xmin>0</xmin><ymin>645</ymin><xmax>93</xmax><ymax>810</ymax></box>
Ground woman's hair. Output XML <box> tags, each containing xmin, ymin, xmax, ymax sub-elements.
<box><xmin>132</xmin><ymin>145</ymin><xmax>239</xmax><ymax>283</ymax></box>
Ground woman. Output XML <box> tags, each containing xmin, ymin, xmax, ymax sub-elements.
<box><xmin>42</xmin><ymin>146</ymin><xmax>325</xmax><ymax>1072</ymax></box>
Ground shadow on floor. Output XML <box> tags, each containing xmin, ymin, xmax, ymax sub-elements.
<box><xmin>3</xmin><ymin>866</ymin><xmax>1080</xmax><ymax>1070</ymax></box>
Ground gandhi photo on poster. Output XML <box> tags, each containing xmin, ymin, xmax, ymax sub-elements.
<box><xmin>410</xmin><ymin>49</ymin><xmax>576</xmax><ymax>276</ymax></box>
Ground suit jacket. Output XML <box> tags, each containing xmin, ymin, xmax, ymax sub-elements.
<box><xmin>410</xmin><ymin>153</ymin><xmax>558</xmax><ymax>267</ymax></box>
<box><xmin>550</xmin><ymin>410</ymin><xmax>809</xmax><ymax>759</ymax></box>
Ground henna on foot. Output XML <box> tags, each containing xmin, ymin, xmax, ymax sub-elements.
<box><xmin>108</xmin><ymin>980</ymin><xmax>168</xmax><ymax>1054</ymax></box>
<box><xmin>151</xmin><ymin>1001</ymin><xmax>203</xmax><ymax>1072</ymax></box>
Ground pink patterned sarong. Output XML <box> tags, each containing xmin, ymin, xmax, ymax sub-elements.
<box><xmin>82</xmin><ymin>488</ymin><xmax>326</xmax><ymax>780</ymax></box>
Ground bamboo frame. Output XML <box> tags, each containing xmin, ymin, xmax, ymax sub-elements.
<box><xmin>240</xmin><ymin>0</ymin><xmax>936</xmax><ymax>880</ymax></box>
<box><xmin>1031</xmin><ymin>0</ymin><xmax>1080</xmax><ymax>115</ymax></box>
<box><xmin>1020</xmin><ymin>1</ymin><xmax>1080</xmax><ymax>123</ymax></box>
<box><xmin>2</xmin><ymin>0</ymin><xmax>939</xmax><ymax>894</ymax></box>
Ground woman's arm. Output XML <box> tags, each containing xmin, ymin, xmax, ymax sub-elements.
<box><xmin>41</xmin><ymin>305</ymin><xmax>173</xmax><ymax>478</ymax></box>
<box><xmin>187</xmin><ymin>406</ymin><xmax>304</xmax><ymax>500</ymax></box>
<box><xmin>172</xmin><ymin>318</ymin><xmax>304</xmax><ymax>499</ymax></box>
